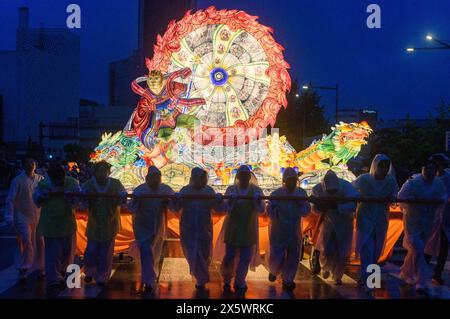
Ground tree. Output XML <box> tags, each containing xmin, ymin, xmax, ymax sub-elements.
<box><xmin>275</xmin><ymin>79</ymin><xmax>329</xmax><ymax>150</ymax></box>
<box><xmin>370</xmin><ymin>99</ymin><xmax>450</xmax><ymax>179</ymax></box>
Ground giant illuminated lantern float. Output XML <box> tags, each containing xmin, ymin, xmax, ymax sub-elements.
<box><xmin>90</xmin><ymin>6</ymin><xmax>372</xmax><ymax>193</ymax></box>
<box><xmin>78</xmin><ymin>7</ymin><xmax>407</xmax><ymax>266</ymax></box>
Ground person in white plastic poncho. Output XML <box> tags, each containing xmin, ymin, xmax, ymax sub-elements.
<box><xmin>352</xmin><ymin>154</ymin><xmax>398</xmax><ymax>287</ymax></box>
<box><xmin>129</xmin><ymin>166</ymin><xmax>174</xmax><ymax>293</ymax></box>
<box><xmin>267</xmin><ymin>167</ymin><xmax>311</xmax><ymax>290</ymax></box>
<box><xmin>311</xmin><ymin>170</ymin><xmax>359</xmax><ymax>285</ymax></box>
<box><xmin>33</xmin><ymin>162</ymin><xmax>80</xmax><ymax>290</ymax></box>
<box><xmin>424</xmin><ymin>154</ymin><xmax>450</xmax><ymax>285</ymax></box>
<box><xmin>6</xmin><ymin>157</ymin><xmax>44</xmax><ymax>282</ymax></box>
<box><xmin>174</xmin><ymin>167</ymin><xmax>224</xmax><ymax>289</ymax></box>
<box><xmin>82</xmin><ymin>161</ymin><xmax>126</xmax><ymax>287</ymax></box>
<box><xmin>217</xmin><ymin>165</ymin><xmax>265</xmax><ymax>292</ymax></box>
<box><xmin>398</xmin><ymin>160</ymin><xmax>446</xmax><ymax>295</ymax></box>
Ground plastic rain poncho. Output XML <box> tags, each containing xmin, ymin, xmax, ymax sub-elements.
<box><xmin>128</xmin><ymin>166</ymin><xmax>175</xmax><ymax>285</ymax></box>
<box><xmin>268</xmin><ymin>167</ymin><xmax>311</xmax><ymax>283</ymax></box>
<box><xmin>352</xmin><ymin>154</ymin><xmax>398</xmax><ymax>278</ymax></box>
<box><xmin>176</xmin><ymin>167</ymin><xmax>225</xmax><ymax>285</ymax></box>
<box><xmin>214</xmin><ymin>165</ymin><xmax>265</xmax><ymax>287</ymax></box>
<box><xmin>425</xmin><ymin>170</ymin><xmax>450</xmax><ymax>256</ymax></box>
<box><xmin>82</xmin><ymin>177</ymin><xmax>126</xmax><ymax>283</ymax></box>
<box><xmin>6</xmin><ymin>172</ymin><xmax>44</xmax><ymax>273</ymax></box>
<box><xmin>311</xmin><ymin>170</ymin><xmax>359</xmax><ymax>281</ymax></box>
<box><xmin>33</xmin><ymin>176</ymin><xmax>80</xmax><ymax>285</ymax></box>
<box><xmin>398</xmin><ymin>174</ymin><xmax>446</xmax><ymax>287</ymax></box>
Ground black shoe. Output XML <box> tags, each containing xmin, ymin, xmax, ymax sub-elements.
<box><xmin>84</xmin><ymin>276</ymin><xmax>93</xmax><ymax>284</ymax></box>
<box><xmin>282</xmin><ymin>282</ymin><xmax>296</xmax><ymax>290</ymax></box>
<box><xmin>268</xmin><ymin>273</ymin><xmax>277</xmax><ymax>282</ymax></box>
<box><xmin>195</xmin><ymin>284</ymin><xmax>205</xmax><ymax>290</ymax></box>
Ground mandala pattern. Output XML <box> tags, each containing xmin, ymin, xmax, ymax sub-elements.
<box><xmin>146</xmin><ymin>6</ymin><xmax>291</xmax><ymax>133</ymax></box>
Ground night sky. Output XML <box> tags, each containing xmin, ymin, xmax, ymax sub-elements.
<box><xmin>0</xmin><ymin>0</ymin><xmax>449</xmax><ymax>120</ymax></box>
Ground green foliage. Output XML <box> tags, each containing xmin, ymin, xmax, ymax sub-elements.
<box><xmin>275</xmin><ymin>80</ymin><xmax>329</xmax><ymax>149</ymax></box>
<box><xmin>370</xmin><ymin>99</ymin><xmax>450</xmax><ymax>172</ymax></box>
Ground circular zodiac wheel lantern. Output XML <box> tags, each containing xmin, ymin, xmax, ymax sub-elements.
<box><xmin>146</xmin><ymin>7</ymin><xmax>291</xmax><ymax>140</ymax></box>
<box><xmin>92</xmin><ymin>7</ymin><xmax>372</xmax><ymax>194</ymax></box>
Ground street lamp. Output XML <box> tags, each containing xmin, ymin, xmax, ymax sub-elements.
<box><xmin>302</xmin><ymin>82</ymin><xmax>339</xmax><ymax>124</ymax></box>
<box><xmin>426</xmin><ymin>34</ymin><xmax>450</xmax><ymax>48</ymax></box>
<box><xmin>406</xmin><ymin>33</ymin><xmax>450</xmax><ymax>52</ymax></box>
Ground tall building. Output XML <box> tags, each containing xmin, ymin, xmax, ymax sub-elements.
<box><xmin>0</xmin><ymin>7</ymin><xmax>80</xmax><ymax>155</ymax></box>
<box><xmin>109</xmin><ymin>0</ymin><xmax>196</xmax><ymax>106</ymax></box>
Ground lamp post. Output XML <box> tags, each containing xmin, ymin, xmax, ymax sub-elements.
<box><xmin>293</xmin><ymin>92</ymin><xmax>305</xmax><ymax>147</ymax></box>
<box><xmin>406</xmin><ymin>34</ymin><xmax>450</xmax><ymax>52</ymax></box>
<box><xmin>302</xmin><ymin>83</ymin><xmax>339</xmax><ymax>124</ymax></box>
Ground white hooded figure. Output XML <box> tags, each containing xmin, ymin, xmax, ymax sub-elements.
<box><xmin>424</xmin><ymin>154</ymin><xmax>450</xmax><ymax>285</ymax></box>
<box><xmin>81</xmin><ymin>161</ymin><xmax>126</xmax><ymax>286</ymax></box>
<box><xmin>267</xmin><ymin>167</ymin><xmax>310</xmax><ymax>289</ymax></box>
<box><xmin>129</xmin><ymin>166</ymin><xmax>174</xmax><ymax>293</ymax></box>
<box><xmin>352</xmin><ymin>154</ymin><xmax>398</xmax><ymax>285</ymax></box>
<box><xmin>219</xmin><ymin>165</ymin><xmax>265</xmax><ymax>291</ymax></box>
<box><xmin>175</xmin><ymin>167</ymin><xmax>225</xmax><ymax>289</ymax></box>
<box><xmin>6</xmin><ymin>158</ymin><xmax>44</xmax><ymax>281</ymax></box>
<box><xmin>311</xmin><ymin>170</ymin><xmax>359</xmax><ymax>285</ymax></box>
<box><xmin>398</xmin><ymin>160</ymin><xmax>446</xmax><ymax>293</ymax></box>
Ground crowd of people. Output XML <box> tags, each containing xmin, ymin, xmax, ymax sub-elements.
<box><xmin>4</xmin><ymin>153</ymin><xmax>450</xmax><ymax>297</ymax></box>
<box><xmin>34</xmin><ymin>161</ymin><xmax>94</xmax><ymax>184</ymax></box>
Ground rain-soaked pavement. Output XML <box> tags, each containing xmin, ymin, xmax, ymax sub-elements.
<box><xmin>1</xmin><ymin>221</ymin><xmax>449</xmax><ymax>299</ymax></box>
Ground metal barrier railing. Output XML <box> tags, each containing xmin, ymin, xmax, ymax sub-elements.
<box><xmin>49</xmin><ymin>192</ymin><xmax>446</xmax><ymax>205</ymax></box>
